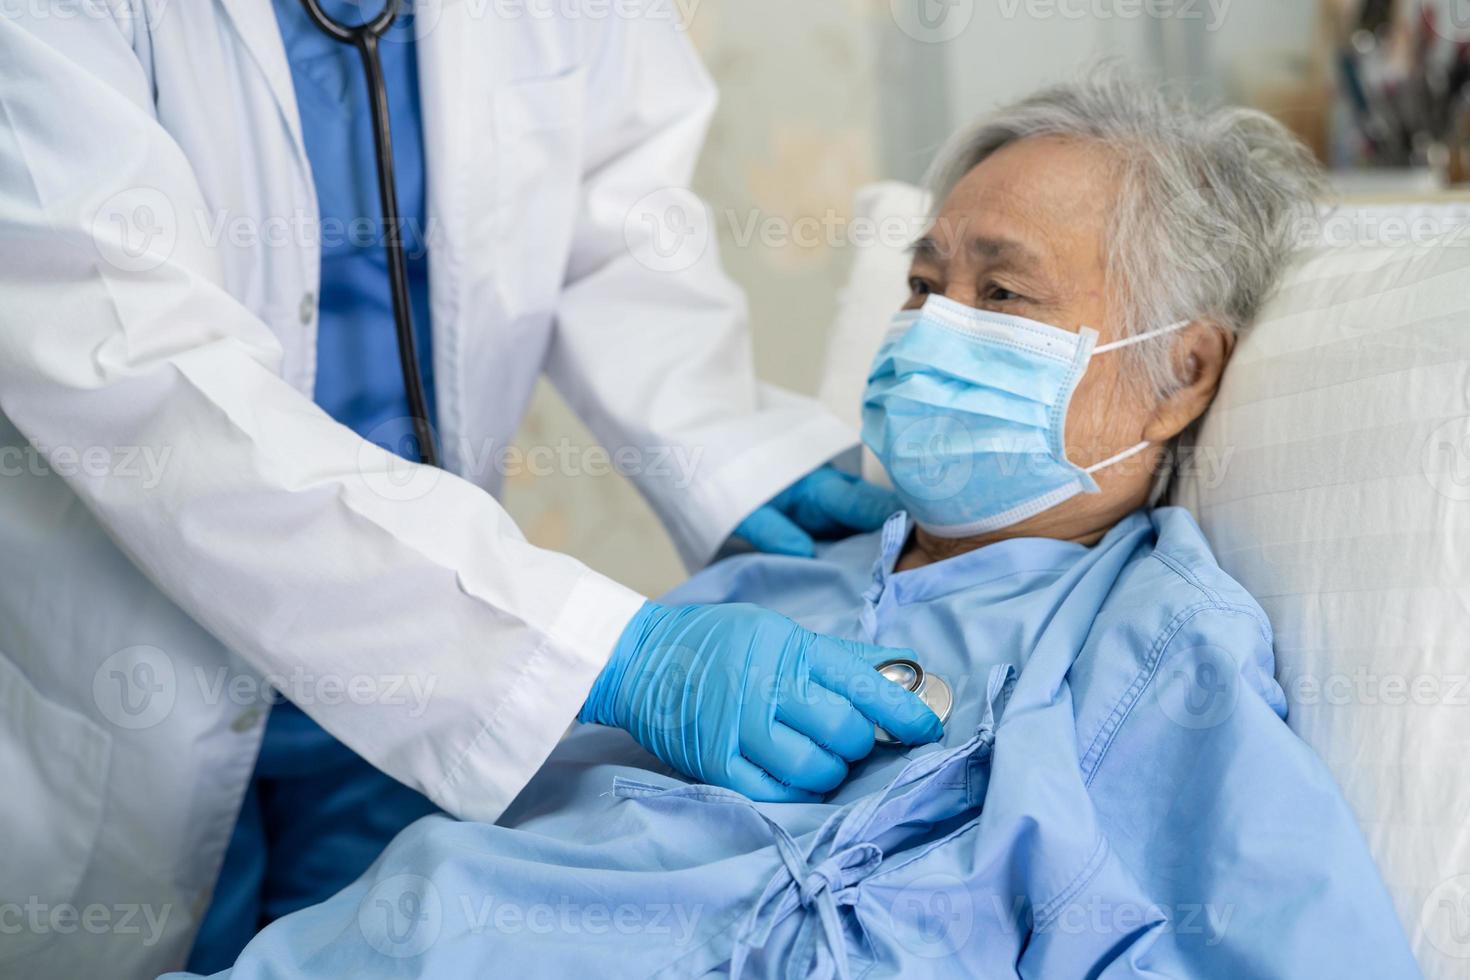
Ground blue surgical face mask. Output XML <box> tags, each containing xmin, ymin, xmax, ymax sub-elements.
<box><xmin>861</xmin><ymin>294</ymin><xmax>1188</xmax><ymax>537</ymax></box>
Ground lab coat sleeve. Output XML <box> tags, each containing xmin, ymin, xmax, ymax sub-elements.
<box><xmin>545</xmin><ymin>15</ymin><xmax>859</xmax><ymax>570</ymax></box>
<box><xmin>0</xmin><ymin>12</ymin><xmax>646</xmax><ymax>823</ymax></box>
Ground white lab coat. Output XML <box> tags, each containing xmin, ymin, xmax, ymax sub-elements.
<box><xmin>0</xmin><ymin>2</ymin><xmax>855</xmax><ymax>975</ymax></box>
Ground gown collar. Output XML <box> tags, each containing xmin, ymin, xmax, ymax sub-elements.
<box><xmin>866</xmin><ymin>512</ymin><xmax>1091</xmax><ymax>605</ymax></box>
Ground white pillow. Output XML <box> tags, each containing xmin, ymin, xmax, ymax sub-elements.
<box><xmin>820</xmin><ymin>183</ymin><xmax>1470</xmax><ymax>978</ymax></box>
<box><xmin>1171</xmin><ymin>209</ymin><xmax>1470</xmax><ymax>980</ymax></box>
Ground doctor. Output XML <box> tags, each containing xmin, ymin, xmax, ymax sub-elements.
<box><xmin>0</xmin><ymin>2</ymin><xmax>942</xmax><ymax>976</ymax></box>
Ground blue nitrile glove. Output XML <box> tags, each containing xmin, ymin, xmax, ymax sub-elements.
<box><xmin>580</xmin><ymin>601</ymin><xmax>944</xmax><ymax>802</ymax></box>
<box><xmin>733</xmin><ymin>464</ymin><xmax>899</xmax><ymax>558</ymax></box>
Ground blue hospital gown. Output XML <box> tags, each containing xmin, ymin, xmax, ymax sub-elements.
<box><xmin>182</xmin><ymin>508</ymin><xmax>1417</xmax><ymax>978</ymax></box>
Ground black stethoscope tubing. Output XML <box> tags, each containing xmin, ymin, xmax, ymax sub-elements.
<box><xmin>297</xmin><ymin>0</ymin><xmax>440</xmax><ymax>468</ymax></box>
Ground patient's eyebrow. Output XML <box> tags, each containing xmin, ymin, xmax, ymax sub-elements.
<box><xmin>907</xmin><ymin>233</ymin><xmax>1043</xmax><ymax>269</ymax></box>
<box><xmin>968</xmin><ymin>235</ymin><xmax>1043</xmax><ymax>267</ymax></box>
<box><xmin>908</xmin><ymin>236</ymin><xmax>943</xmax><ymax>264</ymax></box>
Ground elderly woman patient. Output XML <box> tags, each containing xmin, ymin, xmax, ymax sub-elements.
<box><xmin>185</xmin><ymin>76</ymin><xmax>1417</xmax><ymax>979</ymax></box>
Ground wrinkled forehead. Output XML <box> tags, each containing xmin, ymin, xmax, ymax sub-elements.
<box><xmin>917</xmin><ymin>137</ymin><xmax>1119</xmax><ymax>280</ymax></box>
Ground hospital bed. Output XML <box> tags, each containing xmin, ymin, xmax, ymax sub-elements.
<box><xmin>816</xmin><ymin>184</ymin><xmax>1470</xmax><ymax>979</ymax></box>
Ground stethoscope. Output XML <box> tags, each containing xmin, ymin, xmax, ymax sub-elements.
<box><xmin>297</xmin><ymin>0</ymin><xmax>440</xmax><ymax>467</ymax></box>
<box><xmin>873</xmin><ymin>658</ymin><xmax>953</xmax><ymax>745</ymax></box>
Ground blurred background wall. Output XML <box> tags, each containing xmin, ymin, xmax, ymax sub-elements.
<box><xmin>500</xmin><ymin>0</ymin><xmax>896</xmax><ymax>596</ymax></box>
<box><xmin>501</xmin><ymin>0</ymin><xmax>1469</xmax><ymax>596</ymax></box>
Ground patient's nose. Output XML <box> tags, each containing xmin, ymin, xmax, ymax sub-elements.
<box><xmin>941</xmin><ymin>285</ymin><xmax>980</xmax><ymax>307</ymax></box>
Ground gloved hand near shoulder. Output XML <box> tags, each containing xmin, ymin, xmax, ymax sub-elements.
<box><xmin>580</xmin><ymin>601</ymin><xmax>944</xmax><ymax>802</ymax></box>
<box><xmin>733</xmin><ymin>464</ymin><xmax>898</xmax><ymax>558</ymax></box>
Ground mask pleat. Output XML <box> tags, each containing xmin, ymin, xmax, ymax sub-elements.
<box><xmin>871</xmin><ymin>324</ymin><xmax>1076</xmax><ymax>404</ymax></box>
<box><xmin>865</xmin><ymin>377</ymin><xmax>1053</xmax><ymax>429</ymax></box>
<box><xmin>860</xmin><ymin>300</ymin><xmax>1105</xmax><ymax>534</ymax></box>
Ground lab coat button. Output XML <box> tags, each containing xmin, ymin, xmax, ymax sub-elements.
<box><xmin>298</xmin><ymin>292</ymin><xmax>315</xmax><ymax>325</ymax></box>
<box><xmin>230</xmin><ymin>707</ymin><xmax>263</xmax><ymax>733</ymax></box>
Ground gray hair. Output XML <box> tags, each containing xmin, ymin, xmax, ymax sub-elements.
<box><xmin>925</xmin><ymin>69</ymin><xmax>1326</xmax><ymax>395</ymax></box>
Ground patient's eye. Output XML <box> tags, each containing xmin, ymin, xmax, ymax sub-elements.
<box><xmin>981</xmin><ymin>283</ymin><xmax>1022</xmax><ymax>304</ymax></box>
<box><xmin>907</xmin><ymin>276</ymin><xmax>934</xmax><ymax>299</ymax></box>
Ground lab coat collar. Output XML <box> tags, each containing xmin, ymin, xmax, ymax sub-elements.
<box><xmin>413</xmin><ymin>0</ymin><xmax>470</xmax><ymax>473</ymax></box>
<box><xmin>215</xmin><ymin>0</ymin><xmax>306</xmax><ymax>153</ymax></box>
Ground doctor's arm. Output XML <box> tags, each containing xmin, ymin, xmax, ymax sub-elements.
<box><xmin>545</xmin><ymin>15</ymin><xmax>894</xmax><ymax>568</ymax></box>
<box><xmin>0</xmin><ymin>11</ymin><xmax>937</xmax><ymax>807</ymax></box>
<box><xmin>0</xmin><ymin>11</ymin><xmax>653</xmax><ymax>822</ymax></box>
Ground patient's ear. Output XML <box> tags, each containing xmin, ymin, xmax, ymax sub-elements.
<box><xmin>1142</xmin><ymin>322</ymin><xmax>1234</xmax><ymax>443</ymax></box>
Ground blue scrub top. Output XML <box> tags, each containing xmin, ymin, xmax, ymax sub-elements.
<box><xmin>259</xmin><ymin>2</ymin><xmax>438</xmax><ymax>766</ymax></box>
<box><xmin>273</xmin><ymin>0</ymin><xmax>437</xmax><ymax>450</ymax></box>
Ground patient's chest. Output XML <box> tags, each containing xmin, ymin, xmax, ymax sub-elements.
<box><xmin>667</xmin><ymin>517</ymin><xmax>1090</xmax><ymax>799</ymax></box>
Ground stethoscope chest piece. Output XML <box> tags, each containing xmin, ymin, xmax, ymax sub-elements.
<box><xmin>873</xmin><ymin>657</ymin><xmax>953</xmax><ymax>745</ymax></box>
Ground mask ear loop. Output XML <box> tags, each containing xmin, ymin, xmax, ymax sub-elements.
<box><xmin>1083</xmin><ymin>439</ymin><xmax>1153</xmax><ymax>475</ymax></box>
<box><xmin>1083</xmin><ymin>319</ymin><xmax>1192</xmax><ymax>476</ymax></box>
<box><xmin>1093</xmin><ymin>319</ymin><xmax>1192</xmax><ymax>354</ymax></box>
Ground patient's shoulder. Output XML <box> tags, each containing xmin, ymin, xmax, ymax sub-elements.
<box><xmin>1072</xmin><ymin>508</ymin><xmax>1288</xmax><ymax>769</ymax></box>
<box><xmin>1089</xmin><ymin>506</ymin><xmax>1283</xmax><ymax>709</ymax></box>
<box><xmin>1129</xmin><ymin>506</ymin><xmax>1271</xmax><ymax>637</ymax></box>
<box><xmin>1087</xmin><ymin>507</ymin><xmax>1279</xmax><ymax>689</ymax></box>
